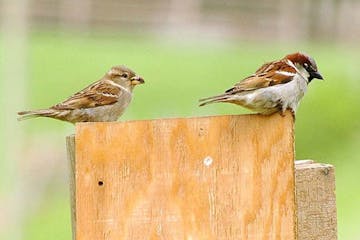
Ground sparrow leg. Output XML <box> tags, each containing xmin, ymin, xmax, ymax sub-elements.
<box><xmin>279</xmin><ymin>108</ymin><xmax>296</xmax><ymax>120</ymax></box>
<box><xmin>278</xmin><ymin>101</ymin><xmax>286</xmax><ymax>117</ymax></box>
<box><xmin>289</xmin><ymin>108</ymin><xmax>296</xmax><ymax>121</ymax></box>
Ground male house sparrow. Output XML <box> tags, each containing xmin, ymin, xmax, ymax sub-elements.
<box><xmin>199</xmin><ymin>52</ymin><xmax>323</xmax><ymax>115</ymax></box>
<box><xmin>18</xmin><ymin>65</ymin><xmax>144</xmax><ymax>123</ymax></box>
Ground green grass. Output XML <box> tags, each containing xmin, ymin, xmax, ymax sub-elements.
<box><xmin>23</xmin><ymin>190</ymin><xmax>72</xmax><ymax>240</ymax></box>
<box><xmin>3</xmin><ymin>31</ymin><xmax>360</xmax><ymax>239</ymax></box>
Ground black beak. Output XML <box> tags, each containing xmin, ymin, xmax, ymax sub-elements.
<box><xmin>309</xmin><ymin>71</ymin><xmax>323</xmax><ymax>81</ymax></box>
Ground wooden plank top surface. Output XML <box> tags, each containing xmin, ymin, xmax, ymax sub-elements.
<box><xmin>75</xmin><ymin>113</ymin><xmax>295</xmax><ymax>240</ymax></box>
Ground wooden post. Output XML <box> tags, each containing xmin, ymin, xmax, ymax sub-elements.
<box><xmin>66</xmin><ymin>114</ymin><xmax>338</xmax><ymax>240</ymax></box>
<box><xmin>67</xmin><ymin>113</ymin><xmax>296</xmax><ymax>239</ymax></box>
<box><xmin>295</xmin><ymin>160</ymin><xmax>337</xmax><ymax>240</ymax></box>
<box><xmin>66</xmin><ymin>135</ymin><xmax>76</xmax><ymax>240</ymax></box>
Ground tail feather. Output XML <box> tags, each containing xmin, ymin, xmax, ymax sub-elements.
<box><xmin>199</xmin><ymin>93</ymin><xmax>231</xmax><ymax>107</ymax></box>
<box><xmin>17</xmin><ymin>109</ymin><xmax>55</xmax><ymax>121</ymax></box>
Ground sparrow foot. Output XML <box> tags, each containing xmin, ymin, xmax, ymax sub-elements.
<box><xmin>290</xmin><ymin>109</ymin><xmax>296</xmax><ymax>121</ymax></box>
<box><xmin>280</xmin><ymin>109</ymin><xmax>296</xmax><ymax>120</ymax></box>
<box><xmin>278</xmin><ymin>104</ymin><xmax>286</xmax><ymax>117</ymax></box>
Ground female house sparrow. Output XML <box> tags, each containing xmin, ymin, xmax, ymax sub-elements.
<box><xmin>18</xmin><ymin>65</ymin><xmax>144</xmax><ymax>123</ymax></box>
<box><xmin>199</xmin><ymin>52</ymin><xmax>323</xmax><ymax>115</ymax></box>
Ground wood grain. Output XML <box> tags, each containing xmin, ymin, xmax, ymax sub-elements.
<box><xmin>295</xmin><ymin>161</ymin><xmax>337</xmax><ymax>240</ymax></box>
<box><xmin>70</xmin><ymin>112</ymin><xmax>295</xmax><ymax>240</ymax></box>
<box><xmin>66</xmin><ymin>135</ymin><xmax>76</xmax><ymax>240</ymax></box>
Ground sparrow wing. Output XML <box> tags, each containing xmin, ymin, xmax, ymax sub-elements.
<box><xmin>52</xmin><ymin>80</ymin><xmax>126</xmax><ymax>110</ymax></box>
<box><xmin>226</xmin><ymin>60</ymin><xmax>297</xmax><ymax>93</ymax></box>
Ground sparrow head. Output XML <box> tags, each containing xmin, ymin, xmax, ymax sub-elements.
<box><xmin>107</xmin><ymin>65</ymin><xmax>145</xmax><ymax>88</ymax></box>
<box><xmin>285</xmin><ymin>52</ymin><xmax>323</xmax><ymax>82</ymax></box>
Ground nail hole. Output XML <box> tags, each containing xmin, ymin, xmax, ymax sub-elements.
<box><xmin>322</xmin><ymin>168</ymin><xmax>330</xmax><ymax>176</ymax></box>
<box><xmin>203</xmin><ymin>156</ymin><xmax>213</xmax><ymax>167</ymax></box>
<box><xmin>98</xmin><ymin>181</ymin><xmax>104</xmax><ymax>186</ymax></box>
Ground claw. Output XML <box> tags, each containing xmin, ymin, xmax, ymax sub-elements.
<box><xmin>290</xmin><ymin>109</ymin><xmax>296</xmax><ymax>121</ymax></box>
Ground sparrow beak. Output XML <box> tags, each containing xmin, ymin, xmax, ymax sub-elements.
<box><xmin>130</xmin><ymin>76</ymin><xmax>145</xmax><ymax>85</ymax></box>
<box><xmin>309</xmin><ymin>71</ymin><xmax>323</xmax><ymax>80</ymax></box>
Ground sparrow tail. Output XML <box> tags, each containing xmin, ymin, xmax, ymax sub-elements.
<box><xmin>17</xmin><ymin>109</ymin><xmax>56</xmax><ymax>121</ymax></box>
<box><xmin>199</xmin><ymin>93</ymin><xmax>231</xmax><ymax>107</ymax></box>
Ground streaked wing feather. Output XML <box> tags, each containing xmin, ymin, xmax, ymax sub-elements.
<box><xmin>52</xmin><ymin>80</ymin><xmax>122</xmax><ymax>110</ymax></box>
<box><xmin>227</xmin><ymin>60</ymin><xmax>297</xmax><ymax>93</ymax></box>
<box><xmin>255</xmin><ymin>62</ymin><xmax>273</xmax><ymax>74</ymax></box>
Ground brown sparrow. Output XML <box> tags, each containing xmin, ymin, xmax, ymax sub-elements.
<box><xmin>199</xmin><ymin>52</ymin><xmax>323</xmax><ymax>115</ymax></box>
<box><xmin>18</xmin><ymin>65</ymin><xmax>144</xmax><ymax>123</ymax></box>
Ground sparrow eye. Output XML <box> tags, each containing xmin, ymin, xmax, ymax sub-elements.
<box><xmin>121</xmin><ymin>73</ymin><xmax>129</xmax><ymax>78</ymax></box>
<box><xmin>303</xmin><ymin>63</ymin><xmax>309</xmax><ymax>68</ymax></box>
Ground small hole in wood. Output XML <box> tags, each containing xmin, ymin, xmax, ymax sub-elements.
<box><xmin>98</xmin><ymin>181</ymin><xmax>104</xmax><ymax>186</ymax></box>
<box><xmin>203</xmin><ymin>156</ymin><xmax>213</xmax><ymax>166</ymax></box>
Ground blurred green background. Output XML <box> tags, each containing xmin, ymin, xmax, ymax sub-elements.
<box><xmin>1</xmin><ymin>1</ymin><xmax>360</xmax><ymax>239</ymax></box>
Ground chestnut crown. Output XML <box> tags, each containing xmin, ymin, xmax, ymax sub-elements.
<box><xmin>285</xmin><ymin>52</ymin><xmax>323</xmax><ymax>81</ymax></box>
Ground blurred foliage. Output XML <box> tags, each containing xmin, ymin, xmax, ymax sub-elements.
<box><xmin>4</xmin><ymin>31</ymin><xmax>360</xmax><ymax>239</ymax></box>
<box><xmin>24</xmin><ymin>190</ymin><xmax>71</xmax><ymax>240</ymax></box>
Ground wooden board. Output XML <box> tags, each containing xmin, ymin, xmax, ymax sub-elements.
<box><xmin>295</xmin><ymin>160</ymin><xmax>337</xmax><ymax>240</ymax></box>
<box><xmin>73</xmin><ymin>113</ymin><xmax>295</xmax><ymax>240</ymax></box>
<box><xmin>66</xmin><ymin>135</ymin><xmax>76</xmax><ymax>240</ymax></box>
